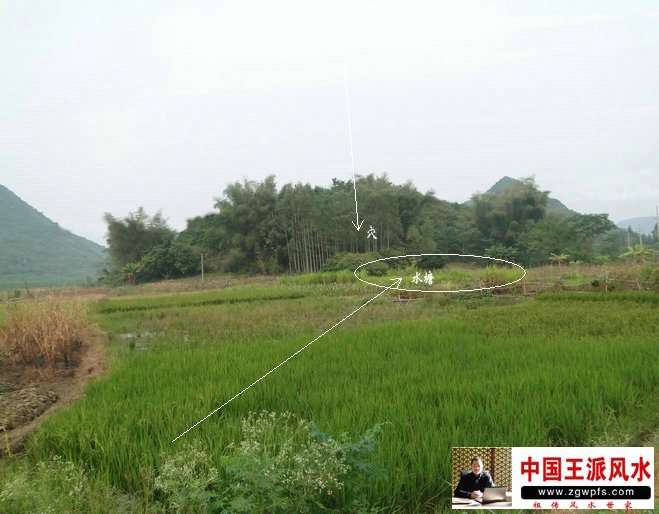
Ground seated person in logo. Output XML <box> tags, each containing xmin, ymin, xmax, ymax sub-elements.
<box><xmin>454</xmin><ymin>456</ymin><xmax>495</xmax><ymax>499</ymax></box>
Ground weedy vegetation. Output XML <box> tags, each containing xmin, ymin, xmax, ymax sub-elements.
<box><xmin>0</xmin><ymin>297</ymin><xmax>95</xmax><ymax>372</ymax></box>
<box><xmin>154</xmin><ymin>412</ymin><xmax>386</xmax><ymax>513</ymax></box>
<box><xmin>0</xmin><ymin>455</ymin><xmax>142</xmax><ymax>513</ymax></box>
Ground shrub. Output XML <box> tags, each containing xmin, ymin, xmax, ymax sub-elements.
<box><xmin>322</xmin><ymin>252</ymin><xmax>376</xmax><ymax>272</ymax></box>
<box><xmin>154</xmin><ymin>441</ymin><xmax>221</xmax><ymax>513</ymax></box>
<box><xmin>221</xmin><ymin>248</ymin><xmax>249</xmax><ymax>273</ymax></box>
<box><xmin>365</xmin><ymin>261</ymin><xmax>389</xmax><ymax>277</ymax></box>
<box><xmin>156</xmin><ymin>412</ymin><xmax>388</xmax><ymax>513</ymax></box>
<box><xmin>0</xmin><ymin>298</ymin><xmax>94</xmax><ymax>371</ymax></box>
<box><xmin>221</xmin><ymin>411</ymin><xmax>350</xmax><ymax>513</ymax></box>
<box><xmin>416</xmin><ymin>255</ymin><xmax>447</xmax><ymax>270</ymax></box>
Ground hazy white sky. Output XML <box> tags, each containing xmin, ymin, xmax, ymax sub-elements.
<box><xmin>1</xmin><ymin>0</ymin><xmax>658</xmax><ymax>246</ymax></box>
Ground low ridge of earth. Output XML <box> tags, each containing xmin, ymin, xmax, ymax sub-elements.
<box><xmin>0</xmin><ymin>335</ymin><xmax>106</xmax><ymax>455</ymax></box>
<box><xmin>0</xmin><ymin>387</ymin><xmax>58</xmax><ymax>430</ymax></box>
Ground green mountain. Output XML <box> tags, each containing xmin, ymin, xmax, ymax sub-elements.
<box><xmin>475</xmin><ymin>176</ymin><xmax>578</xmax><ymax>216</ymax></box>
<box><xmin>0</xmin><ymin>185</ymin><xmax>106</xmax><ymax>290</ymax></box>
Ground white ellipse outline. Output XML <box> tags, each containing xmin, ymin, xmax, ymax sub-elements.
<box><xmin>353</xmin><ymin>253</ymin><xmax>527</xmax><ymax>293</ymax></box>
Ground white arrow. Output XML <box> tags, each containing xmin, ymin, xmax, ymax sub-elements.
<box><xmin>352</xmin><ymin>212</ymin><xmax>364</xmax><ymax>231</ymax></box>
<box><xmin>172</xmin><ymin>277</ymin><xmax>402</xmax><ymax>442</ymax></box>
<box><xmin>344</xmin><ymin>57</ymin><xmax>364</xmax><ymax>231</ymax></box>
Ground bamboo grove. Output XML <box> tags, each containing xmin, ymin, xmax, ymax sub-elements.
<box><xmin>102</xmin><ymin>174</ymin><xmax>655</xmax><ymax>281</ymax></box>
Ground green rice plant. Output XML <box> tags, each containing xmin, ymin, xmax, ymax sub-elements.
<box><xmin>96</xmin><ymin>291</ymin><xmax>418</xmax><ymax>351</ymax></box>
<box><xmin>96</xmin><ymin>286</ymin><xmax>307</xmax><ymax>313</ymax></box>
<box><xmin>22</xmin><ymin>291</ymin><xmax>658</xmax><ymax>512</ymax></box>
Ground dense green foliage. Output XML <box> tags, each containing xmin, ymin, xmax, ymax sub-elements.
<box><xmin>472</xmin><ymin>177</ymin><xmax>549</xmax><ymax>250</ymax></box>
<box><xmin>11</xmin><ymin>286</ymin><xmax>658</xmax><ymax>512</ymax></box>
<box><xmin>102</xmin><ymin>208</ymin><xmax>199</xmax><ymax>284</ymax></box>
<box><xmin>152</xmin><ymin>413</ymin><xmax>386</xmax><ymax>513</ymax></box>
<box><xmin>99</xmin><ymin>176</ymin><xmax>656</xmax><ymax>284</ymax></box>
<box><xmin>178</xmin><ymin>175</ymin><xmax>447</xmax><ymax>275</ymax></box>
<box><xmin>174</xmin><ymin>176</ymin><xmax>646</xmax><ymax>277</ymax></box>
<box><xmin>103</xmin><ymin>208</ymin><xmax>176</xmax><ymax>268</ymax></box>
<box><xmin>0</xmin><ymin>185</ymin><xmax>106</xmax><ymax>289</ymax></box>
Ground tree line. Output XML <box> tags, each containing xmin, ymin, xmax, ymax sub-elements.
<box><xmin>101</xmin><ymin>175</ymin><xmax>656</xmax><ymax>283</ymax></box>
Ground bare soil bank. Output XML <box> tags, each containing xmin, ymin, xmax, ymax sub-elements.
<box><xmin>0</xmin><ymin>335</ymin><xmax>106</xmax><ymax>455</ymax></box>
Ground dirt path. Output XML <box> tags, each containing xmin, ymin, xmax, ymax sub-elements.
<box><xmin>0</xmin><ymin>334</ymin><xmax>107</xmax><ymax>455</ymax></box>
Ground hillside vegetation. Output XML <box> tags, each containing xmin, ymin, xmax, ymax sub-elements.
<box><xmin>0</xmin><ymin>185</ymin><xmax>106</xmax><ymax>290</ymax></box>
<box><xmin>102</xmin><ymin>175</ymin><xmax>657</xmax><ymax>285</ymax></box>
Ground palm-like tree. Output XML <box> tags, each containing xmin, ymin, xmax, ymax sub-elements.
<box><xmin>549</xmin><ymin>253</ymin><xmax>569</xmax><ymax>267</ymax></box>
<box><xmin>619</xmin><ymin>245</ymin><xmax>655</xmax><ymax>262</ymax></box>
<box><xmin>121</xmin><ymin>262</ymin><xmax>141</xmax><ymax>285</ymax></box>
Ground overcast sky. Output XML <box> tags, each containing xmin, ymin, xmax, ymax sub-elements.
<box><xmin>2</xmin><ymin>0</ymin><xmax>658</xmax><ymax>246</ymax></box>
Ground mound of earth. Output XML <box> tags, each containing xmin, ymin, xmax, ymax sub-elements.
<box><xmin>0</xmin><ymin>387</ymin><xmax>58</xmax><ymax>430</ymax></box>
<box><xmin>0</xmin><ymin>336</ymin><xmax>105</xmax><ymax>454</ymax></box>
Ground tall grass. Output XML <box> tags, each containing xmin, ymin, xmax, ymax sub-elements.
<box><xmin>483</xmin><ymin>264</ymin><xmax>523</xmax><ymax>289</ymax></box>
<box><xmin>0</xmin><ymin>298</ymin><xmax>94</xmax><ymax>371</ymax></box>
<box><xmin>25</xmin><ymin>293</ymin><xmax>659</xmax><ymax>511</ymax></box>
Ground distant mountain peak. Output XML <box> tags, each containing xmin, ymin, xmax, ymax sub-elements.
<box><xmin>486</xmin><ymin>176</ymin><xmax>523</xmax><ymax>195</ymax></box>
<box><xmin>0</xmin><ymin>184</ymin><xmax>106</xmax><ymax>288</ymax></box>
<box><xmin>478</xmin><ymin>176</ymin><xmax>577</xmax><ymax>216</ymax></box>
<box><xmin>616</xmin><ymin>216</ymin><xmax>657</xmax><ymax>235</ymax></box>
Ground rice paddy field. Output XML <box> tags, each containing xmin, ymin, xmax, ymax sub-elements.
<box><xmin>1</xmin><ymin>267</ymin><xmax>658</xmax><ymax>512</ymax></box>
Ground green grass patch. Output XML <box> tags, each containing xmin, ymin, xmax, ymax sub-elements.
<box><xmin>279</xmin><ymin>270</ymin><xmax>357</xmax><ymax>285</ymax></box>
<box><xmin>560</xmin><ymin>274</ymin><xmax>593</xmax><ymax>286</ymax></box>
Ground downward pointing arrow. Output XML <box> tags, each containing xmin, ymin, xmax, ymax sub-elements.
<box><xmin>343</xmin><ymin>57</ymin><xmax>364</xmax><ymax>232</ymax></box>
<box><xmin>352</xmin><ymin>214</ymin><xmax>364</xmax><ymax>231</ymax></box>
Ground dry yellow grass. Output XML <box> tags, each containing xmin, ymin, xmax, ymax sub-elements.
<box><xmin>0</xmin><ymin>298</ymin><xmax>95</xmax><ymax>372</ymax></box>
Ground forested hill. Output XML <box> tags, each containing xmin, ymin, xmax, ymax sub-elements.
<box><xmin>0</xmin><ymin>185</ymin><xmax>106</xmax><ymax>289</ymax></box>
<box><xmin>470</xmin><ymin>176</ymin><xmax>577</xmax><ymax>216</ymax></box>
